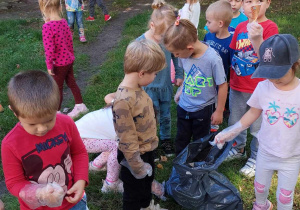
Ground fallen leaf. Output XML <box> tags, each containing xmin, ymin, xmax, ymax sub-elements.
<box><xmin>16</xmin><ymin>64</ymin><xmax>20</xmax><ymax>68</ymax></box>
<box><xmin>157</xmin><ymin>163</ymin><xmax>163</xmax><ymax>169</ymax></box>
<box><xmin>160</xmin><ymin>156</ymin><xmax>167</xmax><ymax>162</ymax></box>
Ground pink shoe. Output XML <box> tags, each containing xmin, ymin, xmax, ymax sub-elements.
<box><xmin>67</xmin><ymin>103</ymin><xmax>88</xmax><ymax>119</ymax></box>
<box><xmin>252</xmin><ymin>200</ymin><xmax>273</xmax><ymax>210</ymax></box>
<box><xmin>101</xmin><ymin>179</ymin><xmax>123</xmax><ymax>193</ymax></box>
<box><xmin>89</xmin><ymin>161</ymin><xmax>107</xmax><ymax>172</ymax></box>
<box><xmin>79</xmin><ymin>36</ymin><xmax>87</xmax><ymax>42</ymax></box>
<box><xmin>104</xmin><ymin>14</ymin><xmax>111</xmax><ymax>21</ymax></box>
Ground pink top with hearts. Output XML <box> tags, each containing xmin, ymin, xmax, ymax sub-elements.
<box><xmin>247</xmin><ymin>79</ymin><xmax>300</xmax><ymax>158</ymax></box>
<box><xmin>42</xmin><ymin>19</ymin><xmax>75</xmax><ymax>70</ymax></box>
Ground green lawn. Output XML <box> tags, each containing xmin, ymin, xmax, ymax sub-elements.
<box><xmin>0</xmin><ymin>0</ymin><xmax>300</xmax><ymax>209</ymax></box>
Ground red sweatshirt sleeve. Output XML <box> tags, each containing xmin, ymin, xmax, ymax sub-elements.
<box><xmin>42</xmin><ymin>23</ymin><xmax>56</xmax><ymax>70</ymax></box>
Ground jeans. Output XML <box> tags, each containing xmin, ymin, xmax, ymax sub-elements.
<box><xmin>70</xmin><ymin>192</ymin><xmax>89</xmax><ymax>210</ymax></box>
<box><xmin>175</xmin><ymin>104</ymin><xmax>213</xmax><ymax>155</ymax></box>
<box><xmin>152</xmin><ymin>99</ymin><xmax>171</xmax><ymax>141</ymax></box>
<box><xmin>228</xmin><ymin>89</ymin><xmax>262</xmax><ymax>159</ymax></box>
<box><xmin>89</xmin><ymin>0</ymin><xmax>108</xmax><ymax>17</ymax></box>
<box><xmin>66</xmin><ymin>11</ymin><xmax>85</xmax><ymax>36</ymax></box>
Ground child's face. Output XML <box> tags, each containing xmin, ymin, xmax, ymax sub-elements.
<box><xmin>139</xmin><ymin>71</ymin><xmax>159</xmax><ymax>87</ymax></box>
<box><xmin>166</xmin><ymin>45</ymin><xmax>193</xmax><ymax>59</ymax></box>
<box><xmin>205</xmin><ymin>12</ymin><xmax>221</xmax><ymax>34</ymax></box>
<box><xmin>268</xmin><ymin>68</ymin><xmax>295</xmax><ymax>89</ymax></box>
<box><xmin>18</xmin><ymin>112</ymin><xmax>57</xmax><ymax>136</ymax></box>
<box><xmin>242</xmin><ymin>0</ymin><xmax>271</xmax><ymax>21</ymax></box>
<box><xmin>228</xmin><ymin>0</ymin><xmax>243</xmax><ymax>14</ymax></box>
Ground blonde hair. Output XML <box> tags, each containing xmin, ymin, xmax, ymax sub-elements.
<box><xmin>38</xmin><ymin>0</ymin><xmax>61</xmax><ymax>19</ymax></box>
<box><xmin>8</xmin><ymin>70</ymin><xmax>60</xmax><ymax>118</ymax></box>
<box><xmin>149</xmin><ymin>0</ymin><xmax>177</xmax><ymax>35</ymax></box>
<box><xmin>163</xmin><ymin>19</ymin><xmax>198</xmax><ymax>50</ymax></box>
<box><xmin>124</xmin><ymin>39</ymin><xmax>166</xmax><ymax>74</ymax></box>
<box><xmin>206</xmin><ymin>0</ymin><xmax>233</xmax><ymax>28</ymax></box>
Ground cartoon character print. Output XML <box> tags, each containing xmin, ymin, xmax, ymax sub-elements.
<box><xmin>22</xmin><ymin>146</ymin><xmax>72</xmax><ymax>193</ymax></box>
<box><xmin>262</xmin><ymin>48</ymin><xmax>275</xmax><ymax>62</ymax></box>
<box><xmin>265</xmin><ymin>101</ymin><xmax>299</xmax><ymax>128</ymax></box>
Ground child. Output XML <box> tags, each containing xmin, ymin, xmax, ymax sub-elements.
<box><xmin>204</xmin><ymin>0</ymin><xmax>235</xmax><ymax>127</ymax></box>
<box><xmin>212</xmin><ymin>34</ymin><xmax>300</xmax><ymax>210</ymax></box>
<box><xmin>39</xmin><ymin>0</ymin><xmax>88</xmax><ymax>119</ymax></box>
<box><xmin>75</xmin><ymin>94</ymin><xmax>123</xmax><ymax>193</ymax></box>
<box><xmin>86</xmin><ymin>0</ymin><xmax>111</xmax><ymax>22</ymax></box>
<box><xmin>137</xmin><ymin>0</ymin><xmax>184</xmax><ymax>157</ymax></box>
<box><xmin>113</xmin><ymin>39</ymin><xmax>166</xmax><ymax>210</ymax></box>
<box><xmin>204</xmin><ymin>0</ymin><xmax>247</xmax><ymax>35</ymax></box>
<box><xmin>65</xmin><ymin>0</ymin><xmax>87</xmax><ymax>42</ymax></box>
<box><xmin>178</xmin><ymin>0</ymin><xmax>201</xmax><ymax>29</ymax></box>
<box><xmin>227</xmin><ymin>0</ymin><xmax>248</xmax><ymax>34</ymax></box>
<box><xmin>163</xmin><ymin>19</ymin><xmax>228</xmax><ymax>156</ymax></box>
<box><xmin>1</xmin><ymin>70</ymin><xmax>89</xmax><ymax>209</ymax></box>
<box><xmin>225</xmin><ymin>0</ymin><xmax>278</xmax><ymax>178</ymax></box>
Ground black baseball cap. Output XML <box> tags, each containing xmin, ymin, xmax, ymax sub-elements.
<box><xmin>252</xmin><ymin>34</ymin><xmax>299</xmax><ymax>79</ymax></box>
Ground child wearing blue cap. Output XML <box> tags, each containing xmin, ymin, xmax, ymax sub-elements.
<box><xmin>212</xmin><ymin>34</ymin><xmax>300</xmax><ymax>210</ymax></box>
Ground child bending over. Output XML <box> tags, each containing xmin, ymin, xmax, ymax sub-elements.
<box><xmin>1</xmin><ymin>70</ymin><xmax>89</xmax><ymax>209</ymax></box>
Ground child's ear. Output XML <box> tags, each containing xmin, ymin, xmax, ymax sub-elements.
<box><xmin>150</xmin><ymin>21</ymin><xmax>155</xmax><ymax>30</ymax></box>
<box><xmin>8</xmin><ymin>105</ymin><xmax>17</xmax><ymax>117</ymax></box>
<box><xmin>187</xmin><ymin>44</ymin><xmax>194</xmax><ymax>51</ymax></box>
<box><xmin>219</xmin><ymin>20</ymin><xmax>224</xmax><ymax>28</ymax></box>
<box><xmin>138</xmin><ymin>70</ymin><xmax>146</xmax><ymax>78</ymax></box>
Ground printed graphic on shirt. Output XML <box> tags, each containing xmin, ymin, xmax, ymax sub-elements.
<box><xmin>205</xmin><ymin>40</ymin><xmax>229</xmax><ymax>54</ymax></box>
<box><xmin>231</xmin><ymin>32</ymin><xmax>259</xmax><ymax>76</ymax></box>
<box><xmin>183</xmin><ymin>64</ymin><xmax>213</xmax><ymax>97</ymax></box>
<box><xmin>228</xmin><ymin>26</ymin><xmax>235</xmax><ymax>34</ymax></box>
<box><xmin>21</xmin><ymin>133</ymin><xmax>72</xmax><ymax>193</ymax></box>
<box><xmin>265</xmin><ymin>101</ymin><xmax>299</xmax><ymax>128</ymax></box>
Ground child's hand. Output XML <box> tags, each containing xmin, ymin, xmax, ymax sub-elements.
<box><xmin>47</xmin><ymin>69</ymin><xmax>55</xmax><ymax>76</ymax></box>
<box><xmin>174</xmin><ymin>86</ymin><xmax>182</xmax><ymax>104</ymax></box>
<box><xmin>65</xmin><ymin>180</ymin><xmax>86</xmax><ymax>204</ymax></box>
<box><xmin>104</xmin><ymin>92</ymin><xmax>116</xmax><ymax>104</ymax></box>
<box><xmin>36</xmin><ymin>182</ymin><xmax>65</xmax><ymax>208</ymax></box>
<box><xmin>211</xmin><ymin>110</ymin><xmax>223</xmax><ymax>125</ymax></box>
<box><xmin>247</xmin><ymin>22</ymin><xmax>263</xmax><ymax>42</ymax></box>
<box><xmin>174</xmin><ymin>78</ymin><xmax>183</xmax><ymax>87</ymax></box>
<box><xmin>133</xmin><ymin>163</ymin><xmax>153</xmax><ymax>179</ymax></box>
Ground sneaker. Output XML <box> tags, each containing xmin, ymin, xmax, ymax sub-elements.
<box><xmin>67</xmin><ymin>103</ymin><xmax>88</xmax><ymax>119</ymax></box>
<box><xmin>57</xmin><ymin>111</ymin><xmax>62</xmax><ymax>114</ymax></box>
<box><xmin>104</xmin><ymin>14</ymin><xmax>111</xmax><ymax>21</ymax></box>
<box><xmin>224</xmin><ymin>147</ymin><xmax>247</xmax><ymax>162</ymax></box>
<box><xmin>86</xmin><ymin>16</ymin><xmax>95</xmax><ymax>21</ymax></box>
<box><xmin>79</xmin><ymin>35</ymin><xmax>87</xmax><ymax>42</ymax></box>
<box><xmin>240</xmin><ymin>158</ymin><xmax>256</xmax><ymax>178</ymax></box>
<box><xmin>101</xmin><ymin>179</ymin><xmax>123</xmax><ymax>193</ymax></box>
<box><xmin>153</xmin><ymin>150</ymin><xmax>160</xmax><ymax>162</ymax></box>
<box><xmin>161</xmin><ymin>140</ymin><xmax>174</xmax><ymax>157</ymax></box>
<box><xmin>252</xmin><ymin>200</ymin><xmax>273</xmax><ymax>210</ymax></box>
<box><xmin>89</xmin><ymin>161</ymin><xmax>107</xmax><ymax>172</ymax></box>
<box><xmin>141</xmin><ymin>199</ymin><xmax>168</xmax><ymax>210</ymax></box>
<box><xmin>210</xmin><ymin>124</ymin><xmax>219</xmax><ymax>132</ymax></box>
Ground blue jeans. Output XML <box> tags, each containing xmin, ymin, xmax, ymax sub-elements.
<box><xmin>66</xmin><ymin>11</ymin><xmax>84</xmax><ymax>37</ymax></box>
<box><xmin>70</xmin><ymin>193</ymin><xmax>88</xmax><ymax>210</ymax></box>
<box><xmin>228</xmin><ymin>89</ymin><xmax>262</xmax><ymax>159</ymax></box>
<box><xmin>152</xmin><ymin>99</ymin><xmax>171</xmax><ymax>141</ymax></box>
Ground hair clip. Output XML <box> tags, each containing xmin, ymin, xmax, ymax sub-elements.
<box><xmin>175</xmin><ymin>20</ymin><xmax>180</xmax><ymax>26</ymax></box>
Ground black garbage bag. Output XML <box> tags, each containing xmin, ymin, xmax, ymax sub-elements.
<box><xmin>165</xmin><ymin>133</ymin><xmax>243</xmax><ymax>210</ymax></box>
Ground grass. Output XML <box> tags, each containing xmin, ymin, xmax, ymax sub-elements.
<box><xmin>0</xmin><ymin>0</ymin><xmax>300</xmax><ymax>209</ymax></box>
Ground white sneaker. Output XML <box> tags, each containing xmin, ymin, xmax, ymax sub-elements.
<box><xmin>240</xmin><ymin>158</ymin><xmax>256</xmax><ymax>178</ymax></box>
<box><xmin>101</xmin><ymin>179</ymin><xmax>124</xmax><ymax>193</ymax></box>
<box><xmin>67</xmin><ymin>103</ymin><xmax>88</xmax><ymax>119</ymax></box>
<box><xmin>89</xmin><ymin>161</ymin><xmax>107</xmax><ymax>172</ymax></box>
<box><xmin>141</xmin><ymin>200</ymin><xmax>168</xmax><ymax>210</ymax></box>
<box><xmin>252</xmin><ymin>200</ymin><xmax>273</xmax><ymax>210</ymax></box>
<box><xmin>224</xmin><ymin>147</ymin><xmax>247</xmax><ymax>162</ymax></box>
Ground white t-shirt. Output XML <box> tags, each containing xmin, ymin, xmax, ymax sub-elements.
<box><xmin>247</xmin><ymin>79</ymin><xmax>300</xmax><ymax>158</ymax></box>
<box><xmin>179</xmin><ymin>2</ymin><xmax>200</xmax><ymax>29</ymax></box>
<box><xmin>75</xmin><ymin>107</ymin><xmax>118</xmax><ymax>141</ymax></box>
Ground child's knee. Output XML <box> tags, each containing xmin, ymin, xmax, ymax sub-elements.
<box><xmin>278</xmin><ymin>188</ymin><xmax>293</xmax><ymax>205</ymax></box>
<box><xmin>254</xmin><ymin>180</ymin><xmax>266</xmax><ymax>194</ymax></box>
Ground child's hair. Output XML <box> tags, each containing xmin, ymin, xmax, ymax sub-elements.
<box><xmin>206</xmin><ymin>0</ymin><xmax>233</xmax><ymax>28</ymax></box>
<box><xmin>38</xmin><ymin>0</ymin><xmax>61</xmax><ymax>18</ymax></box>
<box><xmin>8</xmin><ymin>70</ymin><xmax>60</xmax><ymax>118</ymax></box>
<box><xmin>124</xmin><ymin>39</ymin><xmax>166</xmax><ymax>74</ymax></box>
<box><xmin>163</xmin><ymin>19</ymin><xmax>198</xmax><ymax>50</ymax></box>
<box><xmin>149</xmin><ymin>0</ymin><xmax>177</xmax><ymax>35</ymax></box>
<box><xmin>292</xmin><ymin>59</ymin><xmax>300</xmax><ymax>73</ymax></box>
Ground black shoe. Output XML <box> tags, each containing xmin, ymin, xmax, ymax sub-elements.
<box><xmin>153</xmin><ymin>150</ymin><xmax>160</xmax><ymax>162</ymax></box>
<box><xmin>161</xmin><ymin>140</ymin><xmax>174</xmax><ymax>157</ymax></box>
